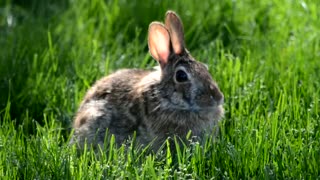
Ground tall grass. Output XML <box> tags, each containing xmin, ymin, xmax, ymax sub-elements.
<box><xmin>0</xmin><ymin>0</ymin><xmax>319</xmax><ymax>178</ymax></box>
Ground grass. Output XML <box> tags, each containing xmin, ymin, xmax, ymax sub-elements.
<box><xmin>1</xmin><ymin>0</ymin><xmax>319</xmax><ymax>179</ymax></box>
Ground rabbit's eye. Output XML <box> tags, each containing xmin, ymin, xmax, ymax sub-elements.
<box><xmin>175</xmin><ymin>70</ymin><xmax>188</xmax><ymax>82</ymax></box>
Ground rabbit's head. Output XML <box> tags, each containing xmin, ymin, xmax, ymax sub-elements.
<box><xmin>148</xmin><ymin>11</ymin><xmax>224</xmax><ymax>115</ymax></box>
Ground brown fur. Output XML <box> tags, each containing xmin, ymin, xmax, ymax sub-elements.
<box><xmin>71</xmin><ymin>11</ymin><xmax>224</xmax><ymax>151</ymax></box>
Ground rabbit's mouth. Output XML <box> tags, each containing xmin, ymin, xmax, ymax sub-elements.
<box><xmin>188</xmin><ymin>103</ymin><xmax>222</xmax><ymax>113</ymax></box>
<box><xmin>165</xmin><ymin>96</ymin><xmax>220</xmax><ymax>113</ymax></box>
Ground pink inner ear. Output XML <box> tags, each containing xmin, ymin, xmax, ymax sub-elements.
<box><xmin>171</xmin><ymin>33</ymin><xmax>183</xmax><ymax>55</ymax></box>
<box><xmin>148</xmin><ymin>23</ymin><xmax>171</xmax><ymax>66</ymax></box>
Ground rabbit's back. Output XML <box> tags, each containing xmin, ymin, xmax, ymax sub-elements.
<box><xmin>72</xmin><ymin>69</ymin><xmax>153</xmax><ymax>148</ymax></box>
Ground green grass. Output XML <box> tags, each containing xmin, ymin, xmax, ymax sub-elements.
<box><xmin>1</xmin><ymin>0</ymin><xmax>320</xmax><ymax>179</ymax></box>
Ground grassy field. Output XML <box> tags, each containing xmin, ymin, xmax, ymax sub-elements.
<box><xmin>1</xmin><ymin>0</ymin><xmax>319</xmax><ymax>179</ymax></box>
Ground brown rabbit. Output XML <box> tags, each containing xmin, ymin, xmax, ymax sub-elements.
<box><xmin>71</xmin><ymin>11</ymin><xmax>224</xmax><ymax>151</ymax></box>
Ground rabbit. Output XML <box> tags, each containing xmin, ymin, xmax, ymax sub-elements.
<box><xmin>70</xmin><ymin>11</ymin><xmax>224</xmax><ymax>151</ymax></box>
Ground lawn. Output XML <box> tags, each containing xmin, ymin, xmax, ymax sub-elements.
<box><xmin>0</xmin><ymin>0</ymin><xmax>319</xmax><ymax>179</ymax></box>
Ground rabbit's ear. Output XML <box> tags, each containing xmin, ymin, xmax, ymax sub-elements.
<box><xmin>148</xmin><ymin>22</ymin><xmax>171</xmax><ymax>68</ymax></box>
<box><xmin>165</xmin><ymin>11</ymin><xmax>185</xmax><ymax>55</ymax></box>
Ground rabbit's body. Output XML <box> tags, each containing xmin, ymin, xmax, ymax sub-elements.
<box><xmin>72</xmin><ymin>69</ymin><xmax>152</xmax><ymax>148</ymax></box>
<box><xmin>71</xmin><ymin>11</ymin><xmax>224</xmax><ymax>151</ymax></box>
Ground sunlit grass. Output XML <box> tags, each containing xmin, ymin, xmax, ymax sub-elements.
<box><xmin>0</xmin><ymin>0</ymin><xmax>319</xmax><ymax>179</ymax></box>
